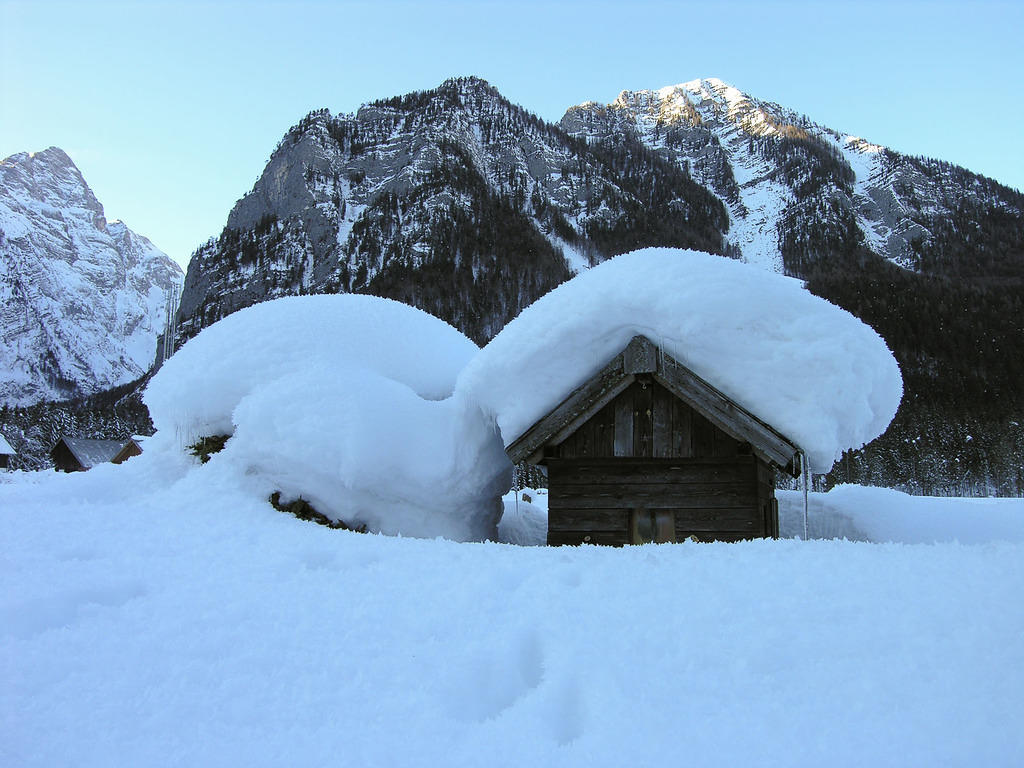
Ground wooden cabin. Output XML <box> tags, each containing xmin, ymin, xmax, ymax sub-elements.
<box><xmin>0</xmin><ymin>431</ymin><xmax>14</xmax><ymax>470</ymax></box>
<box><xmin>50</xmin><ymin>437</ymin><xmax>142</xmax><ymax>472</ymax></box>
<box><xmin>507</xmin><ymin>336</ymin><xmax>801</xmax><ymax>545</ymax></box>
<box><xmin>111</xmin><ymin>439</ymin><xmax>144</xmax><ymax>465</ymax></box>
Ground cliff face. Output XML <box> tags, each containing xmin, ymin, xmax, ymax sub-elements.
<box><xmin>176</xmin><ymin>77</ymin><xmax>728</xmax><ymax>344</ymax></box>
<box><xmin>0</xmin><ymin>147</ymin><xmax>184</xmax><ymax>406</ymax></box>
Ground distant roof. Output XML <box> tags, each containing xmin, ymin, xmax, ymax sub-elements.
<box><xmin>55</xmin><ymin>437</ymin><xmax>130</xmax><ymax>468</ymax></box>
<box><xmin>0</xmin><ymin>432</ymin><xmax>14</xmax><ymax>455</ymax></box>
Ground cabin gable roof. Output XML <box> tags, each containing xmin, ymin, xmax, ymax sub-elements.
<box><xmin>506</xmin><ymin>335</ymin><xmax>801</xmax><ymax>475</ymax></box>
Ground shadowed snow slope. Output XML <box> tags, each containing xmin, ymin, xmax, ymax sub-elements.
<box><xmin>457</xmin><ymin>248</ymin><xmax>903</xmax><ymax>472</ymax></box>
<box><xmin>2</xmin><ymin>463</ymin><xmax>1023</xmax><ymax>767</ymax></box>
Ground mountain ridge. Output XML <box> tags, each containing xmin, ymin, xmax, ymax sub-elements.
<box><xmin>177</xmin><ymin>76</ymin><xmax>729</xmax><ymax>343</ymax></box>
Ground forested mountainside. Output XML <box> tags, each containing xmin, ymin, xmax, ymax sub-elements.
<box><xmin>134</xmin><ymin>78</ymin><xmax>1024</xmax><ymax>493</ymax></box>
<box><xmin>0</xmin><ymin>148</ymin><xmax>183</xmax><ymax>406</ymax></box>
<box><xmin>176</xmin><ymin>77</ymin><xmax>728</xmax><ymax>345</ymax></box>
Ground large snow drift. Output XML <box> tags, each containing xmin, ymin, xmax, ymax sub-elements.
<box><xmin>144</xmin><ymin>295</ymin><xmax>511</xmax><ymax>541</ymax></box>
<box><xmin>457</xmin><ymin>248</ymin><xmax>903</xmax><ymax>470</ymax></box>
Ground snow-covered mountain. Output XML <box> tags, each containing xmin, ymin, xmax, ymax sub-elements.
<box><xmin>562</xmin><ymin>77</ymin><xmax>1021</xmax><ymax>277</ymax></box>
<box><xmin>177</xmin><ymin>76</ymin><xmax>1023</xmax><ymax>344</ymax></box>
<box><xmin>0</xmin><ymin>147</ymin><xmax>184</xmax><ymax>406</ymax></box>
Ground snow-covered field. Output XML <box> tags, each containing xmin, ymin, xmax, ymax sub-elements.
<box><xmin>3</xmin><ymin>462</ymin><xmax>1023</xmax><ymax>767</ymax></box>
<box><xmin>3</xmin><ymin>249</ymin><xmax>1021</xmax><ymax>765</ymax></box>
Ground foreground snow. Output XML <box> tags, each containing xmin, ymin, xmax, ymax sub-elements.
<box><xmin>0</xmin><ymin>256</ymin><xmax>1011</xmax><ymax>764</ymax></box>
<box><xmin>2</xmin><ymin>461</ymin><xmax>1023</xmax><ymax>767</ymax></box>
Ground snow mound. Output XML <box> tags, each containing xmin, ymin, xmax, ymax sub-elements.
<box><xmin>457</xmin><ymin>248</ymin><xmax>903</xmax><ymax>471</ymax></box>
<box><xmin>780</xmin><ymin>485</ymin><xmax>1024</xmax><ymax>544</ymax></box>
<box><xmin>146</xmin><ymin>294</ymin><xmax>478</xmax><ymax>437</ymax></box>
<box><xmin>145</xmin><ymin>295</ymin><xmax>511</xmax><ymax>541</ymax></box>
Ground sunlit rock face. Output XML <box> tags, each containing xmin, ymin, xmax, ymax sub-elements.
<box><xmin>563</xmin><ymin>77</ymin><xmax>1010</xmax><ymax>276</ymax></box>
<box><xmin>0</xmin><ymin>147</ymin><xmax>184</xmax><ymax>405</ymax></box>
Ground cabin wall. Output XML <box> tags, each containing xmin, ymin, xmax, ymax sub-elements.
<box><xmin>545</xmin><ymin>378</ymin><xmax>779</xmax><ymax>545</ymax></box>
<box><xmin>112</xmin><ymin>442</ymin><xmax>142</xmax><ymax>465</ymax></box>
<box><xmin>554</xmin><ymin>377</ymin><xmax>744</xmax><ymax>460</ymax></box>
<box><xmin>51</xmin><ymin>443</ymin><xmax>83</xmax><ymax>473</ymax></box>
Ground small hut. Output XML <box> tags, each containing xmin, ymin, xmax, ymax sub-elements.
<box><xmin>0</xmin><ymin>432</ymin><xmax>15</xmax><ymax>470</ymax></box>
<box><xmin>50</xmin><ymin>437</ymin><xmax>142</xmax><ymax>473</ymax></box>
<box><xmin>506</xmin><ymin>336</ymin><xmax>801</xmax><ymax>545</ymax></box>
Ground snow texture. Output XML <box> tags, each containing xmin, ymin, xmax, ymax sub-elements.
<box><xmin>144</xmin><ymin>294</ymin><xmax>511</xmax><ymax>541</ymax></box>
<box><xmin>2</xmin><ymin>457</ymin><xmax>1023</xmax><ymax>768</ymax></box>
<box><xmin>457</xmin><ymin>248</ymin><xmax>903</xmax><ymax>472</ymax></box>
<box><xmin>0</xmin><ymin>431</ymin><xmax>13</xmax><ymax>455</ymax></box>
<box><xmin>780</xmin><ymin>484</ymin><xmax>1024</xmax><ymax>545</ymax></box>
<box><xmin>146</xmin><ymin>294</ymin><xmax>478</xmax><ymax>437</ymax></box>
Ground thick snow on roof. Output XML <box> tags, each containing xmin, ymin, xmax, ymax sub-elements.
<box><xmin>0</xmin><ymin>432</ymin><xmax>13</xmax><ymax>455</ymax></box>
<box><xmin>144</xmin><ymin>294</ymin><xmax>510</xmax><ymax>541</ymax></box>
<box><xmin>456</xmin><ymin>248</ymin><xmax>903</xmax><ymax>471</ymax></box>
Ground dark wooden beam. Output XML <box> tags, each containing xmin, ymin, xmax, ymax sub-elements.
<box><xmin>623</xmin><ymin>335</ymin><xmax>658</xmax><ymax>373</ymax></box>
<box><xmin>625</xmin><ymin>336</ymin><xmax>798</xmax><ymax>473</ymax></box>
<box><xmin>653</xmin><ymin>360</ymin><xmax>797</xmax><ymax>473</ymax></box>
<box><xmin>507</xmin><ymin>351</ymin><xmax>633</xmax><ymax>464</ymax></box>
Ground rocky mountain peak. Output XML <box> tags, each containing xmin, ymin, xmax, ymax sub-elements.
<box><xmin>176</xmin><ymin>77</ymin><xmax>729</xmax><ymax>344</ymax></box>
<box><xmin>2</xmin><ymin>146</ymin><xmax>107</xmax><ymax>230</ymax></box>
<box><xmin>436</xmin><ymin>75</ymin><xmax>502</xmax><ymax>102</ymax></box>
<box><xmin>1</xmin><ymin>148</ymin><xmax>184</xmax><ymax>406</ymax></box>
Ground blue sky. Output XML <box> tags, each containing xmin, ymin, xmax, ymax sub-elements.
<box><xmin>2</xmin><ymin>0</ymin><xmax>1022</xmax><ymax>269</ymax></box>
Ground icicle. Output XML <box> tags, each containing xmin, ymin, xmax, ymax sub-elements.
<box><xmin>514</xmin><ymin>464</ymin><xmax>520</xmax><ymax>517</ymax></box>
<box><xmin>801</xmin><ymin>450</ymin><xmax>810</xmax><ymax>540</ymax></box>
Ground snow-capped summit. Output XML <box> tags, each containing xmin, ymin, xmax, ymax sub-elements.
<box><xmin>562</xmin><ymin>76</ymin><xmax>1021</xmax><ymax>275</ymax></box>
<box><xmin>0</xmin><ymin>147</ymin><xmax>184</xmax><ymax>406</ymax></box>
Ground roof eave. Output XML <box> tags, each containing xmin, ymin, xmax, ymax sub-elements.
<box><xmin>506</xmin><ymin>335</ymin><xmax>802</xmax><ymax>476</ymax></box>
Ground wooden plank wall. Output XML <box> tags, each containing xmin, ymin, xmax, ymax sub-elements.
<box><xmin>547</xmin><ymin>457</ymin><xmax>767</xmax><ymax>545</ymax></box>
<box><xmin>557</xmin><ymin>378</ymin><xmax>744</xmax><ymax>461</ymax></box>
<box><xmin>757</xmin><ymin>460</ymin><xmax>780</xmax><ymax>538</ymax></box>
<box><xmin>545</xmin><ymin>378</ymin><xmax>781</xmax><ymax>545</ymax></box>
